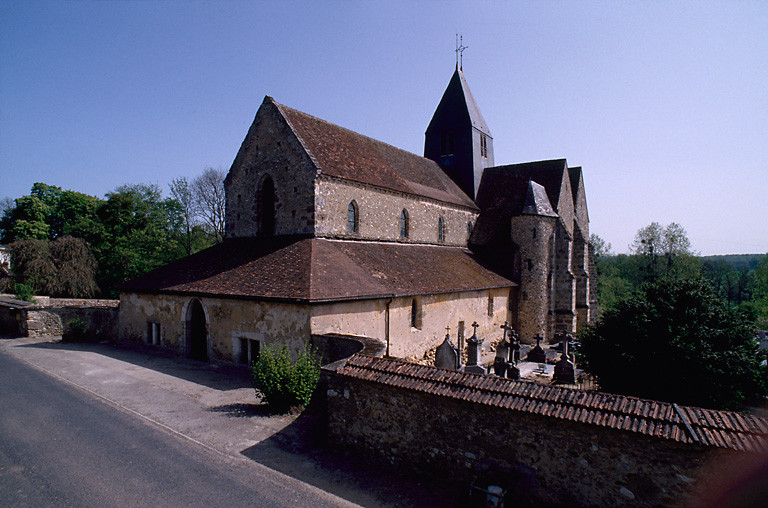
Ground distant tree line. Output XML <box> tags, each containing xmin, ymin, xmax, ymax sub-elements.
<box><xmin>583</xmin><ymin>223</ymin><xmax>768</xmax><ymax>410</ymax></box>
<box><xmin>592</xmin><ymin>222</ymin><xmax>768</xmax><ymax>329</ymax></box>
<box><xmin>0</xmin><ymin>168</ymin><xmax>226</xmax><ymax>298</ymax></box>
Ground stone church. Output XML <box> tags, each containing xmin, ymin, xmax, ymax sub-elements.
<box><xmin>118</xmin><ymin>66</ymin><xmax>596</xmax><ymax>365</ymax></box>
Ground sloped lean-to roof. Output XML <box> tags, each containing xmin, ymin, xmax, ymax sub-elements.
<box><xmin>118</xmin><ymin>237</ymin><xmax>514</xmax><ymax>302</ymax></box>
<box><xmin>271</xmin><ymin>99</ymin><xmax>477</xmax><ymax>210</ymax></box>
<box><xmin>337</xmin><ymin>355</ymin><xmax>768</xmax><ymax>453</ymax></box>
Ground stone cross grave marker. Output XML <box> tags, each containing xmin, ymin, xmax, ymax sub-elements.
<box><xmin>435</xmin><ymin>328</ymin><xmax>459</xmax><ymax>370</ymax></box>
<box><xmin>465</xmin><ymin>321</ymin><xmax>486</xmax><ymax>375</ymax></box>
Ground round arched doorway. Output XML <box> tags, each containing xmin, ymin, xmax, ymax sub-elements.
<box><xmin>186</xmin><ymin>299</ymin><xmax>208</xmax><ymax>361</ymax></box>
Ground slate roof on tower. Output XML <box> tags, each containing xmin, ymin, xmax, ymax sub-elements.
<box><xmin>426</xmin><ymin>67</ymin><xmax>491</xmax><ymax>135</ymax></box>
<box><xmin>269</xmin><ymin>98</ymin><xmax>477</xmax><ymax>209</ymax></box>
<box><xmin>471</xmin><ymin>159</ymin><xmax>574</xmax><ymax>245</ymax></box>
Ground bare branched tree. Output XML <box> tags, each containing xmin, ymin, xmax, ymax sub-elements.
<box><xmin>169</xmin><ymin>177</ymin><xmax>195</xmax><ymax>255</ymax></box>
<box><xmin>191</xmin><ymin>167</ymin><xmax>226</xmax><ymax>244</ymax></box>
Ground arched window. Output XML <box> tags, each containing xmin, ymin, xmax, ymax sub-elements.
<box><xmin>400</xmin><ymin>209</ymin><xmax>409</xmax><ymax>239</ymax></box>
<box><xmin>347</xmin><ymin>201</ymin><xmax>359</xmax><ymax>233</ymax></box>
<box><xmin>257</xmin><ymin>175</ymin><xmax>275</xmax><ymax>236</ymax></box>
<box><xmin>437</xmin><ymin>216</ymin><xmax>446</xmax><ymax>242</ymax></box>
<box><xmin>410</xmin><ymin>298</ymin><xmax>422</xmax><ymax>329</ymax></box>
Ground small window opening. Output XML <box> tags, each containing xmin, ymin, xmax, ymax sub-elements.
<box><xmin>437</xmin><ymin>216</ymin><xmax>446</xmax><ymax>243</ymax></box>
<box><xmin>488</xmin><ymin>294</ymin><xmax>494</xmax><ymax>316</ymax></box>
<box><xmin>400</xmin><ymin>209</ymin><xmax>409</xmax><ymax>238</ymax></box>
<box><xmin>238</xmin><ymin>338</ymin><xmax>261</xmax><ymax>365</ymax></box>
<box><xmin>146</xmin><ymin>322</ymin><xmax>160</xmax><ymax>345</ymax></box>
<box><xmin>440</xmin><ymin>132</ymin><xmax>455</xmax><ymax>156</ymax></box>
<box><xmin>532</xmin><ymin>227</ymin><xmax>537</xmax><ymax>239</ymax></box>
<box><xmin>527</xmin><ymin>259</ymin><xmax>533</xmax><ymax>270</ymax></box>
<box><xmin>480</xmin><ymin>134</ymin><xmax>488</xmax><ymax>158</ymax></box>
<box><xmin>347</xmin><ymin>201</ymin><xmax>359</xmax><ymax>233</ymax></box>
<box><xmin>467</xmin><ymin>220</ymin><xmax>473</xmax><ymax>239</ymax></box>
<box><xmin>411</xmin><ymin>298</ymin><xmax>422</xmax><ymax>329</ymax></box>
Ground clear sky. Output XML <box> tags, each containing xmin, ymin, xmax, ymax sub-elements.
<box><xmin>1</xmin><ymin>0</ymin><xmax>766</xmax><ymax>255</ymax></box>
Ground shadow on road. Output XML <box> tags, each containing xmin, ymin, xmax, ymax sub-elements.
<box><xmin>18</xmin><ymin>338</ymin><xmax>252</xmax><ymax>391</ymax></box>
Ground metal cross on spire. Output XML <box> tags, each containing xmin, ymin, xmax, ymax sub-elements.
<box><xmin>455</xmin><ymin>34</ymin><xmax>468</xmax><ymax>70</ymax></box>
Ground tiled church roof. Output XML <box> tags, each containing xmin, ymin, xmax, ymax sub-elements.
<box><xmin>273</xmin><ymin>100</ymin><xmax>477</xmax><ymax>210</ymax></box>
<box><xmin>471</xmin><ymin>159</ymin><xmax>570</xmax><ymax>245</ymax></box>
<box><xmin>119</xmin><ymin>237</ymin><xmax>514</xmax><ymax>302</ymax></box>
<box><xmin>337</xmin><ymin>355</ymin><xmax>768</xmax><ymax>453</ymax></box>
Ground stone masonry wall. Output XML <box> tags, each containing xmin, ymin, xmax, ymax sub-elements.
<box><xmin>327</xmin><ymin>373</ymin><xmax>733</xmax><ymax>507</ymax></box>
<box><xmin>0</xmin><ymin>298</ymin><xmax>118</xmax><ymax>339</ymax></box>
<box><xmin>315</xmin><ymin>177</ymin><xmax>478</xmax><ymax>247</ymax></box>
<box><xmin>510</xmin><ymin>215</ymin><xmax>555</xmax><ymax>343</ymax></box>
<box><xmin>551</xmin><ymin>220</ymin><xmax>576</xmax><ymax>333</ymax></box>
<box><xmin>119</xmin><ymin>292</ymin><xmax>311</xmax><ymax>362</ymax></box>
<box><xmin>311</xmin><ymin>288</ymin><xmax>511</xmax><ymax>361</ymax></box>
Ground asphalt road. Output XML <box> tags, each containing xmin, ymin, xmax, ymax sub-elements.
<box><xmin>0</xmin><ymin>350</ymin><xmax>354</xmax><ymax>508</ymax></box>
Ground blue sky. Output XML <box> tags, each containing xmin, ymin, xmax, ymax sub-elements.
<box><xmin>1</xmin><ymin>0</ymin><xmax>766</xmax><ymax>255</ymax></box>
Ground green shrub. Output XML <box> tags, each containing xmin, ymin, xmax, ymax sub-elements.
<box><xmin>65</xmin><ymin>317</ymin><xmax>86</xmax><ymax>341</ymax></box>
<box><xmin>13</xmin><ymin>282</ymin><xmax>34</xmax><ymax>302</ymax></box>
<box><xmin>250</xmin><ymin>342</ymin><xmax>320</xmax><ymax>413</ymax></box>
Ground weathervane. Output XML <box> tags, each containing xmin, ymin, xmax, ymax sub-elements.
<box><xmin>455</xmin><ymin>34</ymin><xmax>468</xmax><ymax>70</ymax></box>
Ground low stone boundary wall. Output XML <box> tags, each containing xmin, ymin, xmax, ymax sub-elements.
<box><xmin>0</xmin><ymin>296</ymin><xmax>119</xmax><ymax>340</ymax></box>
<box><xmin>326</xmin><ymin>355</ymin><xmax>766</xmax><ymax>507</ymax></box>
<box><xmin>310</xmin><ymin>333</ymin><xmax>385</xmax><ymax>367</ymax></box>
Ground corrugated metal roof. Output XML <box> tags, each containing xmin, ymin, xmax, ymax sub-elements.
<box><xmin>336</xmin><ymin>355</ymin><xmax>768</xmax><ymax>453</ymax></box>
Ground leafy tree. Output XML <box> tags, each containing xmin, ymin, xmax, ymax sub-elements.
<box><xmin>9</xmin><ymin>239</ymin><xmax>56</xmax><ymax>294</ymax></box>
<box><xmin>94</xmin><ymin>184</ymin><xmax>183</xmax><ymax>296</ymax></box>
<box><xmin>0</xmin><ymin>195</ymin><xmax>51</xmax><ymax>242</ymax></box>
<box><xmin>589</xmin><ymin>233</ymin><xmax>612</xmax><ymax>262</ymax></box>
<box><xmin>10</xmin><ymin>237</ymin><xmax>98</xmax><ymax>298</ymax></box>
<box><xmin>49</xmin><ymin>236</ymin><xmax>98</xmax><ymax>298</ymax></box>
<box><xmin>49</xmin><ymin>190</ymin><xmax>104</xmax><ymax>240</ymax></box>
<box><xmin>630</xmin><ymin>222</ymin><xmax>699</xmax><ymax>282</ymax></box>
<box><xmin>579</xmin><ymin>276</ymin><xmax>765</xmax><ymax>410</ymax></box>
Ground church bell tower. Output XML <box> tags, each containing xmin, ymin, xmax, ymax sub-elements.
<box><xmin>424</xmin><ymin>65</ymin><xmax>494</xmax><ymax>201</ymax></box>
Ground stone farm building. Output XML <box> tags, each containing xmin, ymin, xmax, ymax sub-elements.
<box><xmin>118</xmin><ymin>66</ymin><xmax>597</xmax><ymax>364</ymax></box>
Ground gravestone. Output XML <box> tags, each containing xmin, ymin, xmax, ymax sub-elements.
<box><xmin>465</xmin><ymin>322</ymin><xmax>486</xmax><ymax>375</ymax></box>
<box><xmin>509</xmin><ymin>329</ymin><xmax>521</xmax><ymax>364</ymax></box>
<box><xmin>553</xmin><ymin>353</ymin><xmax>576</xmax><ymax>384</ymax></box>
<box><xmin>553</xmin><ymin>334</ymin><xmax>576</xmax><ymax>384</ymax></box>
<box><xmin>495</xmin><ymin>322</ymin><xmax>512</xmax><ymax>362</ymax></box>
<box><xmin>525</xmin><ymin>335</ymin><xmax>547</xmax><ymax>363</ymax></box>
<box><xmin>435</xmin><ymin>330</ymin><xmax>459</xmax><ymax>370</ymax></box>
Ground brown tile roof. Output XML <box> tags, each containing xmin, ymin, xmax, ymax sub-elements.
<box><xmin>336</xmin><ymin>355</ymin><xmax>768</xmax><ymax>453</ymax></box>
<box><xmin>119</xmin><ymin>237</ymin><xmax>514</xmax><ymax>301</ymax></box>
<box><xmin>274</xmin><ymin>100</ymin><xmax>477</xmax><ymax>210</ymax></box>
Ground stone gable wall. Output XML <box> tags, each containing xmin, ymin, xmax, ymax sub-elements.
<box><xmin>224</xmin><ymin>101</ymin><xmax>317</xmax><ymax>238</ymax></box>
<box><xmin>315</xmin><ymin>177</ymin><xmax>477</xmax><ymax>247</ymax></box>
<box><xmin>327</xmin><ymin>371</ymin><xmax>733</xmax><ymax>508</ymax></box>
